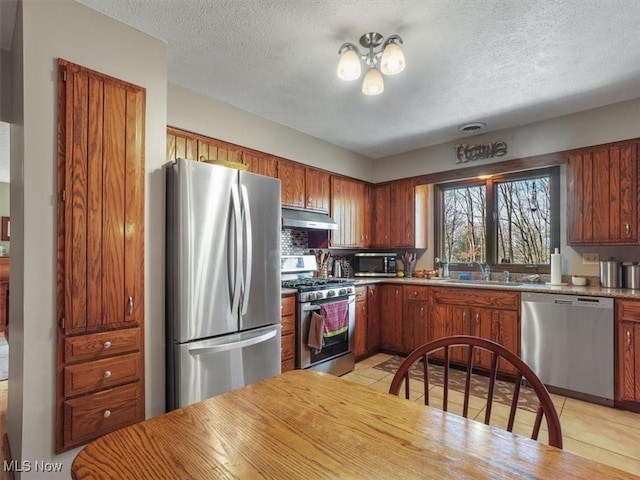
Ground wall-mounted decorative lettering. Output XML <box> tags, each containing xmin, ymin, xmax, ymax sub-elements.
<box><xmin>455</xmin><ymin>141</ymin><xmax>507</xmax><ymax>164</ymax></box>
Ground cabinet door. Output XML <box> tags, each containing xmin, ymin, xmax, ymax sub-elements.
<box><xmin>244</xmin><ymin>151</ymin><xmax>278</xmax><ymax>178</ymax></box>
<box><xmin>372</xmin><ymin>184</ymin><xmax>391</xmax><ymax>247</ymax></box>
<box><xmin>470</xmin><ymin>307</ymin><xmax>493</xmax><ymax>370</ymax></box>
<box><xmin>390</xmin><ymin>179</ymin><xmax>415</xmax><ymax>247</ymax></box>
<box><xmin>355</xmin><ymin>295</ymin><xmax>368</xmax><ymax>358</ymax></box>
<box><xmin>617</xmin><ymin>321</ymin><xmax>640</xmax><ymax>402</ymax></box>
<box><xmin>449</xmin><ymin>305</ymin><xmax>470</xmax><ymax>364</ymax></box>
<box><xmin>60</xmin><ymin>61</ymin><xmax>144</xmax><ymax>335</ymax></box>
<box><xmin>568</xmin><ymin>143</ymin><xmax>638</xmax><ymax>245</ymax></box>
<box><xmin>366</xmin><ymin>286</ymin><xmax>380</xmax><ymax>352</ymax></box>
<box><xmin>305</xmin><ymin>168</ymin><xmax>330</xmax><ymax>213</ymax></box>
<box><xmin>197</xmin><ymin>138</ymin><xmax>242</xmax><ymax>164</ymax></box>
<box><xmin>278</xmin><ymin>160</ymin><xmax>305</xmax><ymax>208</ymax></box>
<box><xmin>379</xmin><ymin>285</ymin><xmax>403</xmax><ymax>351</ymax></box>
<box><xmin>331</xmin><ymin>177</ymin><xmax>368</xmax><ymax>247</ymax></box>
<box><xmin>430</xmin><ymin>304</ymin><xmax>453</xmax><ymax>361</ymax></box>
<box><xmin>492</xmin><ymin>309</ymin><xmax>519</xmax><ymax>375</ymax></box>
<box><xmin>404</xmin><ymin>300</ymin><xmax>428</xmax><ymax>354</ymax></box>
<box><xmin>166</xmin><ymin>127</ymin><xmax>197</xmax><ymax>162</ymax></box>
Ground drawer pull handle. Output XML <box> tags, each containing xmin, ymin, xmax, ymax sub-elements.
<box><xmin>128</xmin><ymin>296</ymin><xmax>134</xmax><ymax>315</ymax></box>
<box><xmin>103</xmin><ymin>370</ymin><xmax>112</xmax><ymax>379</ymax></box>
<box><xmin>625</xmin><ymin>223</ymin><xmax>631</xmax><ymax>235</ymax></box>
<box><xmin>103</xmin><ymin>410</ymin><xmax>111</xmax><ymax>418</ymax></box>
<box><xmin>628</xmin><ymin>331</ymin><xmax>632</xmax><ymax>345</ymax></box>
<box><xmin>103</xmin><ymin>341</ymin><xmax>112</xmax><ymax>349</ymax></box>
<box><xmin>413</xmin><ymin>291</ymin><xmax>418</xmax><ymax>298</ymax></box>
<box><xmin>476</xmin><ymin>313</ymin><xmax>480</xmax><ymax>324</ymax></box>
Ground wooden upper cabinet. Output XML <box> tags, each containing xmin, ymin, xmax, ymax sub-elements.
<box><xmin>243</xmin><ymin>151</ymin><xmax>278</xmax><ymax>178</ymax></box>
<box><xmin>567</xmin><ymin>142</ymin><xmax>638</xmax><ymax>245</ymax></box>
<box><xmin>372</xmin><ymin>184</ymin><xmax>391</xmax><ymax>247</ymax></box>
<box><xmin>59</xmin><ymin>60</ymin><xmax>145</xmax><ymax>335</ymax></box>
<box><xmin>166</xmin><ymin>127</ymin><xmax>197</xmax><ymax>162</ymax></box>
<box><xmin>197</xmin><ymin>138</ymin><xmax>242</xmax><ymax>164</ymax></box>
<box><xmin>305</xmin><ymin>168</ymin><xmax>330</xmax><ymax>213</ymax></box>
<box><xmin>331</xmin><ymin>177</ymin><xmax>369</xmax><ymax>248</ymax></box>
<box><xmin>390</xmin><ymin>178</ymin><xmax>416</xmax><ymax>247</ymax></box>
<box><xmin>278</xmin><ymin>160</ymin><xmax>306</xmax><ymax>208</ymax></box>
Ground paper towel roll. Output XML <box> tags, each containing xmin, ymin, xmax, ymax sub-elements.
<box><xmin>550</xmin><ymin>248</ymin><xmax>562</xmax><ymax>284</ymax></box>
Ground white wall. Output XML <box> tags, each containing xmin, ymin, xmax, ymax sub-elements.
<box><xmin>10</xmin><ymin>0</ymin><xmax>167</xmax><ymax>477</ymax></box>
<box><xmin>168</xmin><ymin>83</ymin><xmax>374</xmax><ymax>181</ymax></box>
<box><xmin>378</xmin><ymin>98</ymin><xmax>640</xmax><ymax>278</ymax></box>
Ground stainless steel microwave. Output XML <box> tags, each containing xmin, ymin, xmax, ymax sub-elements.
<box><xmin>353</xmin><ymin>253</ymin><xmax>397</xmax><ymax>277</ymax></box>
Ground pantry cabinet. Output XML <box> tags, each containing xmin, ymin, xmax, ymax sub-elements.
<box><xmin>56</xmin><ymin>60</ymin><xmax>145</xmax><ymax>453</ymax></box>
<box><xmin>567</xmin><ymin>141</ymin><xmax>639</xmax><ymax>245</ymax></box>
<box><xmin>615</xmin><ymin>300</ymin><xmax>640</xmax><ymax>407</ymax></box>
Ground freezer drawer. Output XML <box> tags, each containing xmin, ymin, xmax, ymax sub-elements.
<box><xmin>169</xmin><ymin>324</ymin><xmax>281</xmax><ymax>410</ymax></box>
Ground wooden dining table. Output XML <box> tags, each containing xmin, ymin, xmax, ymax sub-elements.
<box><xmin>72</xmin><ymin>369</ymin><xmax>638</xmax><ymax>479</ymax></box>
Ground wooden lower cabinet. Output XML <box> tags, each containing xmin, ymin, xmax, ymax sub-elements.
<box><xmin>379</xmin><ymin>285</ymin><xmax>404</xmax><ymax>352</ymax></box>
<box><xmin>281</xmin><ymin>295</ymin><xmax>296</xmax><ymax>372</ymax></box>
<box><xmin>403</xmin><ymin>286</ymin><xmax>430</xmax><ymax>353</ymax></box>
<box><xmin>615</xmin><ymin>300</ymin><xmax>640</xmax><ymax>407</ymax></box>
<box><xmin>60</xmin><ymin>328</ymin><xmax>143</xmax><ymax>451</ymax></box>
<box><xmin>366</xmin><ymin>285</ymin><xmax>380</xmax><ymax>353</ymax></box>
<box><xmin>354</xmin><ymin>287</ymin><xmax>368</xmax><ymax>358</ymax></box>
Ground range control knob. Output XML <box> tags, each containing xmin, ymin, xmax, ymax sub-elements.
<box><xmin>327</xmin><ymin>290</ymin><xmax>336</xmax><ymax>297</ymax></box>
<box><xmin>315</xmin><ymin>291</ymin><xmax>324</xmax><ymax>299</ymax></box>
<box><xmin>339</xmin><ymin>288</ymin><xmax>347</xmax><ymax>295</ymax></box>
<box><xmin>307</xmin><ymin>293</ymin><xmax>316</xmax><ymax>301</ymax></box>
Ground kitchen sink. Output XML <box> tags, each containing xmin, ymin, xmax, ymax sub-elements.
<box><xmin>443</xmin><ymin>279</ymin><xmax>523</xmax><ymax>286</ymax></box>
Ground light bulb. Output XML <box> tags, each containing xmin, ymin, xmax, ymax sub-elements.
<box><xmin>362</xmin><ymin>68</ymin><xmax>384</xmax><ymax>96</ymax></box>
<box><xmin>380</xmin><ymin>42</ymin><xmax>405</xmax><ymax>75</ymax></box>
<box><xmin>337</xmin><ymin>49</ymin><xmax>361</xmax><ymax>81</ymax></box>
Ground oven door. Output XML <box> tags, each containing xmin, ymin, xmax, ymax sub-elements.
<box><xmin>297</xmin><ymin>295</ymin><xmax>355</xmax><ymax>369</ymax></box>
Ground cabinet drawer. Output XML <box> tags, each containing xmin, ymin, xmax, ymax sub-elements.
<box><xmin>64</xmin><ymin>353</ymin><xmax>142</xmax><ymax>397</ymax></box>
<box><xmin>355</xmin><ymin>287</ymin><xmax>367</xmax><ymax>301</ymax></box>
<box><xmin>281</xmin><ymin>295</ymin><xmax>296</xmax><ymax>317</ymax></box>
<box><xmin>617</xmin><ymin>300</ymin><xmax>640</xmax><ymax>323</ymax></box>
<box><xmin>63</xmin><ymin>382</ymin><xmax>143</xmax><ymax>449</ymax></box>
<box><xmin>65</xmin><ymin>328</ymin><xmax>141</xmax><ymax>363</ymax></box>
<box><xmin>281</xmin><ymin>332</ymin><xmax>295</xmax><ymax>361</ymax></box>
<box><xmin>432</xmin><ymin>287</ymin><xmax>519</xmax><ymax>310</ymax></box>
<box><xmin>404</xmin><ymin>286</ymin><xmax>430</xmax><ymax>301</ymax></box>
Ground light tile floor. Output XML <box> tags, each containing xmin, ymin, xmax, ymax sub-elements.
<box><xmin>343</xmin><ymin>353</ymin><xmax>640</xmax><ymax>477</ymax></box>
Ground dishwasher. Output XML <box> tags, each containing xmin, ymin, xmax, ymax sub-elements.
<box><xmin>521</xmin><ymin>292</ymin><xmax>614</xmax><ymax>406</ymax></box>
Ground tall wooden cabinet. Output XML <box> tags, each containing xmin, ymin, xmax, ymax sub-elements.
<box><xmin>56</xmin><ymin>60</ymin><xmax>145</xmax><ymax>453</ymax></box>
<box><xmin>281</xmin><ymin>295</ymin><xmax>296</xmax><ymax>372</ymax></box>
<box><xmin>330</xmin><ymin>177</ymin><xmax>370</xmax><ymax>248</ymax></box>
<box><xmin>567</xmin><ymin>142</ymin><xmax>638</xmax><ymax>245</ymax></box>
<box><xmin>616</xmin><ymin>300</ymin><xmax>640</xmax><ymax>407</ymax></box>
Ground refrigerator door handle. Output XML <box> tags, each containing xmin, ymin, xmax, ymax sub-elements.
<box><xmin>240</xmin><ymin>185</ymin><xmax>253</xmax><ymax>315</ymax></box>
<box><xmin>230</xmin><ymin>184</ymin><xmax>243</xmax><ymax>316</ymax></box>
<box><xmin>188</xmin><ymin>328</ymin><xmax>278</xmax><ymax>355</ymax></box>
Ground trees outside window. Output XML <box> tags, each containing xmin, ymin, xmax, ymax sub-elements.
<box><xmin>437</xmin><ymin>168</ymin><xmax>559</xmax><ymax>271</ymax></box>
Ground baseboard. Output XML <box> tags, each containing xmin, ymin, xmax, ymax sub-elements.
<box><xmin>3</xmin><ymin>433</ymin><xmax>14</xmax><ymax>480</ymax></box>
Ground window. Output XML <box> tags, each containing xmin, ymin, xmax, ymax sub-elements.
<box><xmin>436</xmin><ymin>167</ymin><xmax>559</xmax><ymax>272</ymax></box>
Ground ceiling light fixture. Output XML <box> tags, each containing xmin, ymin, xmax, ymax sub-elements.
<box><xmin>337</xmin><ymin>32</ymin><xmax>405</xmax><ymax>96</ymax></box>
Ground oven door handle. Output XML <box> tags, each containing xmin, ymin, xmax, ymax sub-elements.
<box><xmin>301</xmin><ymin>297</ymin><xmax>356</xmax><ymax>312</ymax></box>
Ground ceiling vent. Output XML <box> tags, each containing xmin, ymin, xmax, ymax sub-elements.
<box><xmin>458</xmin><ymin>122</ymin><xmax>486</xmax><ymax>133</ymax></box>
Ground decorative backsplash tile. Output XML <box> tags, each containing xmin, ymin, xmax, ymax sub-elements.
<box><xmin>281</xmin><ymin>228</ymin><xmax>308</xmax><ymax>255</ymax></box>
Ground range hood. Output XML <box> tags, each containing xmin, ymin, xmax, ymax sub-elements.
<box><xmin>281</xmin><ymin>208</ymin><xmax>337</xmax><ymax>230</ymax></box>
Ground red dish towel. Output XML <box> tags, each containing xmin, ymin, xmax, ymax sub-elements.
<box><xmin>308</xmin><ymin>312</ymin><xmax>325</xmax><ymax>353</ymax></box>
<box><xmin>321</xmin><ymin>300</ymin><xmax>349</xmax><ymax>338</ymax></box>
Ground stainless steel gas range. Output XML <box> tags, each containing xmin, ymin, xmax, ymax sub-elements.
<box><xmin>281</xmin><ymin>255</ymin><xmax>356</xmax><ymax>376</ymax></box>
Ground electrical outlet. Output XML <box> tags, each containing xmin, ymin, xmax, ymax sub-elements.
<box><xmin>582</xmin><ymin>253</ymin><xmax>599</xmax><ymax>265</ymax></box>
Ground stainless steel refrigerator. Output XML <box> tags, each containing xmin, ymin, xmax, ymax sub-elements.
<box><xmin>165</xmin><ymin>158</ymin><xmax>282</xmax><ymax>411</ymax></box>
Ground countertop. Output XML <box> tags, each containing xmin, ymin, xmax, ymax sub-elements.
<box><xmin>350</xmin><ymin>277</ymin><xmax>640</xmax><ymax>299</ymax></box>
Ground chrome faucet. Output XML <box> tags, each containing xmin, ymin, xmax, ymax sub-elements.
<box><xmin>504</xmin><ymin>270</ymin><xmax>511</xmax><ymax>283</ymax></box>
<box><xmin>470</xmin><ymin>262</ymin><xmax>491</xmax><ymax>281</ymax></box>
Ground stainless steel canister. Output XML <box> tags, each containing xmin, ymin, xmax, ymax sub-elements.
<box><xmin>599</xmin><ymin>259</ymin><xmax>621</xmax><ymax>288</ymax></box>
<box><xmin>623</xmin><ymin>263</ymin><xmax>640</xmax><ymax>290</ymax></box>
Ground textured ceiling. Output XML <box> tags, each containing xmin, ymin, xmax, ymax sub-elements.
<box><xmin>23</xmin><ymin>1</ymin><xmax>640</xmax><ymax>159</ymax></box>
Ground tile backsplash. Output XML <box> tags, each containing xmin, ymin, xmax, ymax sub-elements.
<box><xmin>281</xmin><ymin>228</ymin><xmax>308</xmax><ymax>255</ymax></box>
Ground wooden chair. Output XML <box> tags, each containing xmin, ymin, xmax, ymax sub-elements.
<box><xmin>388</xmin><ymin>335</ymin><xmax>563</xmax><ymax>449</ymax></box>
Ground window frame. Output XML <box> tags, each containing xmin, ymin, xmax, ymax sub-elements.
<box><xmin>435</xmin><ymin>167</ymin><xmax>560</xmax><ymax>274</ymax></box>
